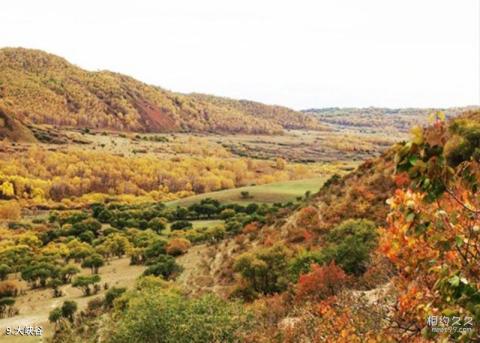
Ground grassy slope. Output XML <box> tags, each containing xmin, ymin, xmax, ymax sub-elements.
<box><xmin>165</xmin><ymin>220</ymin><xmax>224</xmax><ymax>233</ymax></box>
<box><xmin>166</xmin><ymin>176</ymin><xmax>328</xmax><ymax>207</ymax></box>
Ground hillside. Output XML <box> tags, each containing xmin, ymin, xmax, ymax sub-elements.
<box><xmin>191</xmin><ymin>94</ymin><xmax>327</xmax><ymax>131</ymax></box>
<box><xmin>0</xmin><ymin>106</ymin><xmax>37</xmax><ymax>143</ymax></box>
<box><xmin>304</xmin><ymin>107</ymin><xmax>475</xmax><ymax>134</ymax></box>
<box><xmin>0</xmin><ymin>48</ymin><xmax>325</xmax><ymax>135</ymax></box>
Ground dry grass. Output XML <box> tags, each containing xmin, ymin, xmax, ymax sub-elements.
<box><xmin>0</xmin><ymin>257</ymin><xmax>145</xmax><ymax>341</ymax></box>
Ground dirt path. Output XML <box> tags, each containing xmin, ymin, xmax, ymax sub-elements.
<box><xmin>176</xmin><ymin>239</ymin><xmax>241</xmax><ymax>297</ymax></box>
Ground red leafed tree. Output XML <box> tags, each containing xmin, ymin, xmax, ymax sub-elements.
<box><xmin>295</xmin><ymin>262</ymin><xmax>349</xmax><ymax>302</ymax></box>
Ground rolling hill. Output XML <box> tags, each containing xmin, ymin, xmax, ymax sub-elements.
<box><xmin>304</xmin><ymin>107</ymin><xmax>475</xmax><ymax>134</ymax></box>
<box><xmin>0</xmin><ymin>48</ymin><xmax>326</xmax><ymax>136</ymax></box>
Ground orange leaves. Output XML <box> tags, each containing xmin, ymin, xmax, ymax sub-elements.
<box><xmin>295</xmin><ymin>262</ymin><xmax>349</xmax><ymax>302</ymax></box>
<box><xmin>296</xmin><ymin>206</ymin><xmax>320</xmax><ymax>231</ymax></box>
<box><xmin>398</xmin><ymin>285</ymin><xmax>421</xmax><ymax>314</ymax></box>
<box><xmin>242</xmin><ymin>222</ymin><xmax>259</xmax><ymax>235</ymax></box>
<box><xmin>380</xmin><ymin>167</ymin><xmax>480</xmax><ymax>340</ymax></box>
<box><xmin>394</xmin><ymin>172</ymin><xmax>410</xmax><ymax>188</ymax></box>
<box><xmin>165</xmin><ymin>238</ymin><xmax>191</xmax><ymax>256</ymax></box>
<box><xmin>0</xmin><ymin>200</ymin><xmax>21</xmax><ymax>220</ymax></box>
<box><xmin>444</xmin><ymin>250</ymin><xmax>457</xmax><ymax>262</ymax></box>
<box><xmin>314</xmin><ymin>296</ymin><xmax>336</xmax><ymax>316</ymax></box>
<box><xmin>284</xmin><ymin>226</ymin><xmax>314</xmax><ymax>244</ymax></box>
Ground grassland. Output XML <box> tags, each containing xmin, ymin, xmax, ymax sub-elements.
<box><xmin>166</xmin><ymin>176</ymin><xmax>330</xmax><ymax>207</ymax></box>
<box><xmin>165</xmin><ymin>220</ymin><xmax>224</xmax><ymax>231</ymax></box>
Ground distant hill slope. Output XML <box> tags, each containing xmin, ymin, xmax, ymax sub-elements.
<box><xmin>0</xmin><ymin>106</ymin><xmax>37</xmax><ymax>142</ymax></box>
<box><xmin>304</xmin><ymin>107</ymin><xmax>476</xmax><ymax>134</ymax></box>
<box><xmin>0</xmin><ymin>48</ymin><xmax>324</xmax><ymax>134</ymax></box>
<box><xmin>282</xmin><ymin>108</ymin><xmax>480</xmax><ymax>233</ymax></box>
<box><xmin>190</xmin><ymin>94</ymin><xmax>327</xmax><ymax>131</ymax></box>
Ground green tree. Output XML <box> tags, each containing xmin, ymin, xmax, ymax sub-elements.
<box><xmin>48</xmin><ymin>307</ymin><xmax>62</xmax><ymax>324</ymax></box>
<box><xmin>320</xmin><ymin>219</ymin><xmax>378</xmax><ymax>275</ymax></box>
<box><xmin>61</xmin><ymin>300</ymin><xmax>77</xmax><ymax>321</ymax></box>
<box><xmin>72</xmin><ymin>275</ymin><xmax>101</xmax><ymax>296</ymax></box>
<box><xmin>59</xmin><ymin>265</ymin><xmax>80</xmax><ymax>284</ymax></box>
<box><xmin>288</xmin><ymin>250</ymin><xmax>323</xmax><ymax>282</ymax></box>
<box><xmin>21</xmin><ymin>262</ymin><xmax>58</xmax><ymax>288</ymax></box>
<box><xmin>71</xmin><ymin>218</ymin><xmax>101</xmax><ymax>235</ymax></box>
<box><xmin>102</xmin><ymin>234</ymin><xmax>131</xmax><ymax>258</ymax></box>
<box><xmin>47</xmin><ymin>278</ymin><xmax>63</xmax><ymax>297</ymax></box>
<box><xmin>245</xmin><ymin>203</ymin><xmax>259</xmax><ymax>214</ymax></box>
<box><xmin>144</xmin><ymin>239</ymin><xmax>167</xmax><ymax>262</ymax></box>
<box><xmin>234</xmin><ymin>244</ymin><xmax>290</xmax><ymax>295</ymax></box>
<box><xmin>79</xmin><ymin>230</ymin><xmax>95</xmax><ymax>243</ymax></box>
<box><xmin>220</xmin><ymin>209</ymin><xmax>236</xmax><ymax>219</ymax></box>
<box><xmin>81</xmin><ymin>253</ymin><xmax>105</xmax><ymax>274</ymax></box>
<box><xmin>0</xmin><ymin>282</ymin><xmax>16</xmax><ymax>318</ymax></box>
<box><xmin>143</xmin><ymin>255</ymin><xmax>183</xmax><ymax>279</ymax></box>
<box><xmin>147</xmin><ymin>217</ymin><xmax>166</xmax><ymax>233</ymax></box>
<box><xmin>170</xmin><ymin>221</ymin><xmax>192</xmax><ymax>231</ymax></box>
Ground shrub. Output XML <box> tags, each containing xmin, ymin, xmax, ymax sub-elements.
<box><xmin>446</xmin><ymin>120</ymin><xmax>480</xmax><ymax>166</ymax></box>
<box><xmin>104</xmin><ymin>287</ymin><xmax>126</xmax><ymax>308</ymax></box>
<box><xmin>296</xmin><ymin>206</ymin><xmax>319</xmax><ymax>230</ymax></box>
<box><xmin>79</xmin><ymin>230</ymin><xmax>95</xmax><ymax>243</ymax></box>
<box><xmin>0</xmin><ymin>201</ymin><xmax>21</xmax><ymax>220</ymax></box>
<box><xmin>0</xmin><ymin>282</ymin><xmax>18</xmax><ymax>298</ymax></box>
<box><xmin>234</xmin><ymin>244</ymin><xmax>290</xmax><ymax>296</ymax></box>
<box><xmin>166</xmin><ymin>238</ymin><xmax>191</xmax><ymax>256</ymax></box>
<box><xmin>326</xmin><ymin>218</ymin><xmax>377</xmax><ymax>245</ymax></box>
<box><xmin>71</xmin><ymin>218</ymin><xmax>102</xmax><ymax>235</ymax></box>
<box><xmin>295</xmin><ymin>262</ymin><xmax>349</xmax><ymax>301</ymax></box>
<box><xmin>107</xmin><ymin>291</ymin><xmax>250</xmax><ymax>343</ymax></box>
<box><xmin>59</xmin><ymin>265</ymin><xmax>80</xmax><ymax>284</ymax></box>
<box><xmin>21</xmin><ymin>262</ymin><xmax>59</xmax><ymax>288</ymax></box>
<box><xmin>171</xmin><ymin>220</ymin><xmax>192</xmax><ymax>231</ymax></box>
<box><xmin>59</xmin><ymin>212</ymin><xmax>89</xmax><ymax>226</ymax></box>
<box><xmin>246</xmin><ymin>203</ymin><xmax>259</xmax><ymax>214</ymax></box>
<box><xmin>288</xmin><ymin>250</ymin><xmax>323</xmax><ymax>282</ymax></box>
<box><xmin>144</xmin><ymin>239</ymin><xmax>167</xmax><ymax>261</ymax></box>
<box><xmin>220</xmin><ymin>209</ymin><xmax>236</xmax><ymax>219</ymax></box>
<box><xmin>321</xmin><ymin>219</ymin><xmax>378</xmax><ymax>275</ymax></box>
<box><xmin>206</xmin><ymin>226</ymin><xmax>226</xmax><ymax>242</ymax></box>
<box><xmin>242</xmin><ymin>222</ymin><xmax>259</xmax><ymax>235</ymax></box>
<box><xmin>143</xmin><ymin>255</ymin><xmax>183</xmax><ymax>279</ymax></box>
<box><xmin>48</xmin><ymin>307</ymin><xmax>63</xmax><ymax>324</ymax></box>
<box><xmin>87</xmin><ymin>297</ymin><xmax>105</xmax><ymax>313</ymax></box>
<box><xmin>148</xmin><ymin>217</ymin><xmax>167</xmax><ymax>233</ymax></box>
<box><xmin>225</xmin><ymin>220</ymin><xmax>242</xmax><ymax>234</ymax></box>
<box><xmin>48</xmin><ymin>278</ymin><xmax>63</xmax><ymax>297</ymax></box>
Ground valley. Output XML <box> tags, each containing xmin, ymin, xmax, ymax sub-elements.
<box><xmin>0</xmin><ymin>48</ymin><xmax>478</xmax><ymax>343</ymax></box>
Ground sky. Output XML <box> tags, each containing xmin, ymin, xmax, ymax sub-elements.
<box><xmin>0</xmin><ymin>0</ymin><xmax>478</xmax><ymax>110</ymax></box>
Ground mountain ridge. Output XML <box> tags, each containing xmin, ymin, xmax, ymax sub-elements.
<box><xmin>0</xmin><ymin>47</ymin><xmax>326</xmax><ymax>136</ymax></box>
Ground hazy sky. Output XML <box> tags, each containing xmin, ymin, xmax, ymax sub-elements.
<box><xmin>0</xmin><ymin>0</ymin><xmax>478</xmax><ymax>109</ymax></box>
